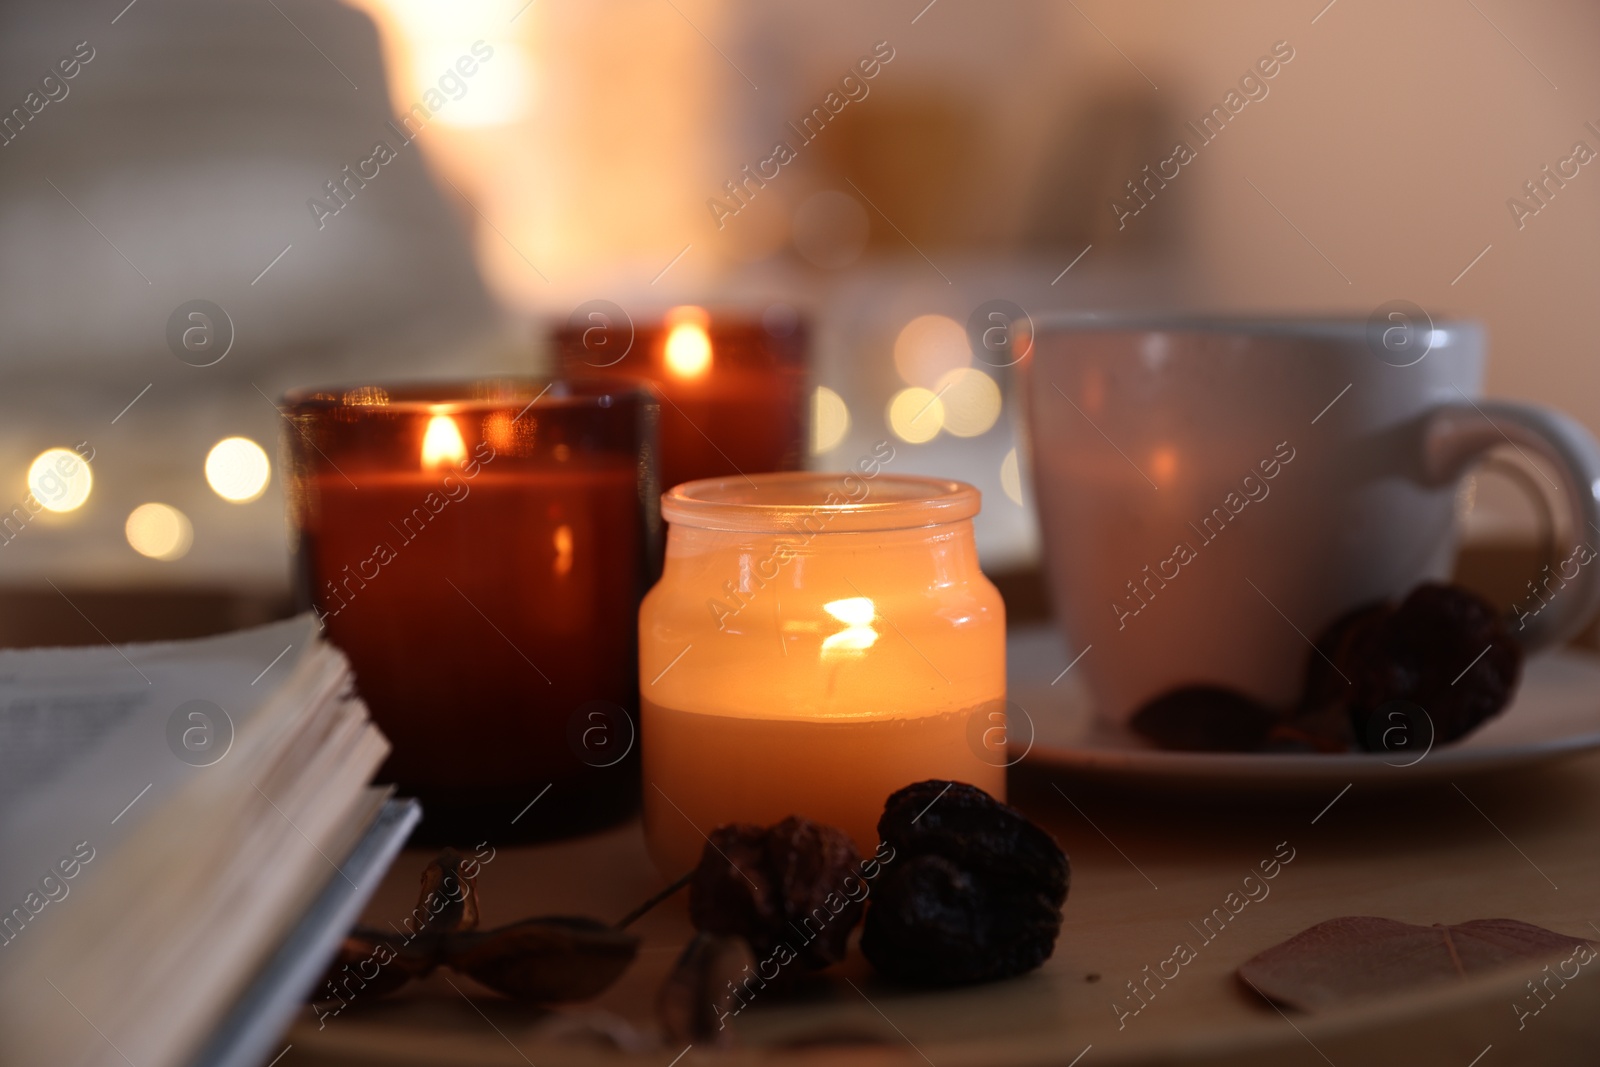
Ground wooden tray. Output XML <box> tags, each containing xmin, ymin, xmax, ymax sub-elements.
<box><xmin>287</xmin><ymin>758</ymin><xmax>1600</xmax><ymax>1066</ymax></box>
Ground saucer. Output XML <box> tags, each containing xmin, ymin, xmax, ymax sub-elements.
<box><xmin>1007</xmin><ymin>625</ymin><xmax>1600</xmax><ymax>790</ymax></box>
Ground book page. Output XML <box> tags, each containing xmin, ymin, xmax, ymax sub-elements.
<box><xmin>0</xmin><ymin>615</ymin><xmax>321</xmax><ymax>921</ymax></box>
<box><xmin>0</xmin><ymin>689</ymin><xmax>148</xmax><ymax>808</ymax></box>
<box><xmin>0</xmin><ymin>615</ymin><xmax>396</xmax><ymax>1067</ymax></box>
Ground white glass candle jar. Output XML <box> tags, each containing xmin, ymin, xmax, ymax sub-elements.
<box><xmin>640</xmin><ymin>469</ymin><xmax>1007</xmax><ymax>874</ymax></box>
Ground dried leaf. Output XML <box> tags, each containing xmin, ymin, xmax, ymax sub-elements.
<box><xmin>309</xmin><ymin>930</ymin><xmax>432</xmax><ymax>1003</ymax></box>
<box><xmin>1239</xmin><ymin>916</ymin><xmax>1592</xmax><ymax>1011</ymax></box>
<box><xmin>417</xmin><ymin>849</ymin><xmax>480</xmax><ymax>934</ymax></box>
<box><xmin>657</xmin><ymin>932</ymin><xmax>755</xmax><ymax>1046</ymax></box>
<box><xmin>447</xmin><ymin>917</ymin><xmax>640</xmax><ymax>1003</ymax></box>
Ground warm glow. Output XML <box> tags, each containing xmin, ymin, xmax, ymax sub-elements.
<box><xmin>414</xmin><ymin>42</ymin><xmax>534</xmax><ymax>128</ymax></box>
<box><xmin>1151</xmin><ymin>447</ymin><xmax>1178</xmax><ymax>485</ymax></box>
<box><xmin>934</xmin><ymin>368</ymin><xmax>1003</xmax><ymax>438</ymax></box>
<box><xmin>343</xmin><ymin>385</ymin><xmax>390</xmax><ymax>406</ymax></box>
<box><xmin>1082</xmin><ymin>368</ymin><xmax>1107</xmax><ymax>413</ymax></box>
<box><xmin>887</xmin><ymin>387</ymin><xmax>945</xmax><ymax>444</ymax></box>
<box><xmin>483</xmin><ymin>410</ymin><xmax>517</xmax><ymax>453</ymax></box>
<box><xmin>822</xmin><ymin>597</ymin><xmax>879</xmax><ymax>654</ymax></box>
<box><xmin>811</xmin><ymin>386</ymin><xmax>850</xmax><ymax>454</ymax></box>
<box><xmin>664</xmin><ymin>322</ymin><xmax>713</xmax><ymax>380</ymax></box>
<box><xmin>893</xmin><ymin>314</ymin><xmax>970</xmax><ymax>389</ymax></box>
<box><xmin>640</xmin><ymin>474</ymin><xmax>1009</xmax><ymax>871</ymax></box>
<box><xmin>421</xmin><ymin>414</ymin><xmax>467</xmax><ymax>468</ymax></box>
<box><xmin>1001</xmin><ymin>448</ymin><xmax>1025</xmax><ymax>506</ymax></box>
<box><xmin>352</xmin><ymin>1</ymin><xmax>532</xmax><ymax>127</ymax></box>
<box><xmin>553</xmin><ymin>523</ymin><xmax>573</xmax><ymax>577</ymax></box>
<box><xmin>205</xmin><ymin>438</ymin><xmax>271</xmax><ymax>503</ymax></box>
<box><xmin>666</xmin><ymin>305</ymin><xmax>710</xmax><ymax>328</ymax></box>
<box><xmin>27</xmin><ymin>449</ymin><xmax>93</xmax><ymax>513</ymax></box>
<box><xmin>126</xmin><ymin>503</ymin><xmax>193</xmax><ymax>561</ymax></box>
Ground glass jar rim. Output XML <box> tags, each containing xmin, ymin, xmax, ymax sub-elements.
<box><xmin>663</xmin><ymin>472</ymin><xmax>980</xmax><ymax>533</ymax></box>
<box><xmin>281</xmin><ymin>377</ymin><xmax>652</xmax><ymax>414</ymax></box>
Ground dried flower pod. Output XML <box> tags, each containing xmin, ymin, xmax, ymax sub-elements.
<box><xmin>416</xmin><ymin>849</ymin><xmax>480</xmax><ymax>934</ymax></box>
<box><xmin>862</xmin><ymin>781</ymin><xmax>1068</xmax><ymax>986</ymax></box>
<box><xmin>689</xmin><ymin>816</ymin><xmax>864</xmax><ymax>973</ymax></box>
<box><xmin>1301</xmin><ymin>601</ymin><xmax>1392</xmax><ymax>720</ymax></box>
<box><xmin>657</xmin><ymin>932</ymin><xmax>755</xmax><ymax>1046</ymax></box>
<box><xmin>1307</xmin><ymin>583</ymin><xmax>1522</xmax><ymax>748</ymax></box>
<box><xmin>447</xmin><ymin>917</ymin><xmax>640</xmax><ymax>1003</ymax></box>
<box><xmin>1131</xmin><ymin>686</ymin><xmax>1281</xmax><ymax>752</ymax></box>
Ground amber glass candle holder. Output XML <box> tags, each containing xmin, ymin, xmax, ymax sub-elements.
<box><xmin>639</xmin><ymin>471</ymin><xmax>1007</xmax><ymax>875</ymax></box>
<box><xmin>552</xmin><ymin>305</ymin><xmax>807</xmax><ymax>492</ymax></box>
<box><xmin>282</xmin><ymin>379</ymin><xmax>659</xmax><ymax>844</ymax></box>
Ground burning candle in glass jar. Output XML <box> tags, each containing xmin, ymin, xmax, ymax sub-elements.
<box><xmin>554</xmin><ymin>305</ymin><xmax>807</xmax><ymax>492</ymax></box>
<box><xmin>282</xmin><ymin>380</ymin><xmax>658</xmax><ymax>843</ymax></box>
<box><xmin>639</xmin><ymin>471</ymin><xmax>1007</xmax><ymax>875</ymax></box>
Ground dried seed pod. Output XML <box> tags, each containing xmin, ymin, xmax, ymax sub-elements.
<box><xmin>862</xmin><ymin>781</ymin><xmax>1068</xmax><ymax>986</ymax></box>
<box><xmin>416</xmin><ymin>848</ymin><xmax>480</xmax><ymax>934</ymax></box>
<box><xmin>1307</xmin><ymin>584</ymin><xmax>1522</xmax><ymax>748</ymax></box>
<box><xmin>689</xmin><ymin>816</ymin><xmax>864</xmax><ymax>974</ymax></box>
<box><xmin>1300</xmin><ymin>601</ymin><xmax>1392</xmax><ymax>721</ymax></box>
<box><xmin>657</xmin><ymin>932</ymin><xmax>755</xmax><ymax>1046</ymax></box>
<box><xmin>447</xmin><ymin>917</ymin><xmax>640</xmax><ymax>1003</ymax></box>
<box><xmin>1130</xmin><ymin>686</ymin><xmax>1281</xmax><ymax>752</ymax></box>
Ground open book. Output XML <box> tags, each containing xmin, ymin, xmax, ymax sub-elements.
<box><xmin>0</xmin><ymin>616</ymin><xmax>399</xmax><ymax>1067</ymax></box>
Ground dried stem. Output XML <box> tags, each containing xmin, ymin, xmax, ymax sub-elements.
<box><xmin>614</xmin><ymin>870</ymin><xmax>694</xmax><ymax>930</ymax></box>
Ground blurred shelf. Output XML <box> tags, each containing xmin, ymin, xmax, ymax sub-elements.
<box><xmin>0</xmin><ymin>584</ymin><xmax>292</xmax><ymax>649</ymax></box>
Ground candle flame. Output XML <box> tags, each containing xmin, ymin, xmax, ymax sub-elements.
<box><xmin>663</xmin><ymin>308</ymin><xmax>712</xmax><ymax>380</ymax></box>
<box><xmin>822</xmin><ymin>596</ymin><xmax>878</xmax><ymax>655</ymax></box>
<box><xmin>824</xmin><ymin>597</ymin><xmax>874</xmax><ymax>625</ymax></box>
<box><xmin>421</xmin><ymin>414</ymin><xmax>467</xmax><ymax>468</ymax></box>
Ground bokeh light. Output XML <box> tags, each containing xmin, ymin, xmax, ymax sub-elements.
<box><xmin>811</xmin><ymin>386</ymin><xmax>851</xmax><ymax>454</ymax></box>
<box><xmin>934</xmin><ymin>367</ymin><xmax>1003</xmax><ymax>438</ymax></box>
<box><xmin>1000</xmin><ymin>448</ymin><xmax>1025</xmax><ymax>506</ymax></box>
<box><xmin>125</xmin><ymin>503</ymin><xmax>193</xmax><ymax>561</ymax></box>
<box><xmin>893</xmin><ymin>314</ymin><xmax>969</xmax><ymax>389</ymax></box>
<box><xmin>887</xmin><ymin>387</ymin><xmax>945</xmax><ymax>444</ymax></box>
<box><xmin>204</xmin><ymin>437</ymin><xmax>271</xmax><ymax>502</ymax></box>
<box><xmin>27</xmin><ymin>448</ymin><xmax>93</xmax><ymax>513</ymax></box>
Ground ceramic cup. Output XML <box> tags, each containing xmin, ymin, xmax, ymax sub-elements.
<box><xmin>1021</xmin><ymin>315</ymin><xmax>1600</xmax><ymax>725</ymax></box>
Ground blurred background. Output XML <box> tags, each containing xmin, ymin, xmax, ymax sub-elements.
<box><xmin>2</xmin><ymin>0</ymin><xmax>1598</xmax><ymax>642</ymax></box>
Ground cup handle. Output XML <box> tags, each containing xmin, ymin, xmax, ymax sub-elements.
<box><xmin>1423</xmin><ymin>400</ymin><xmax>1600</xmax><ymax>651</ymax></box>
